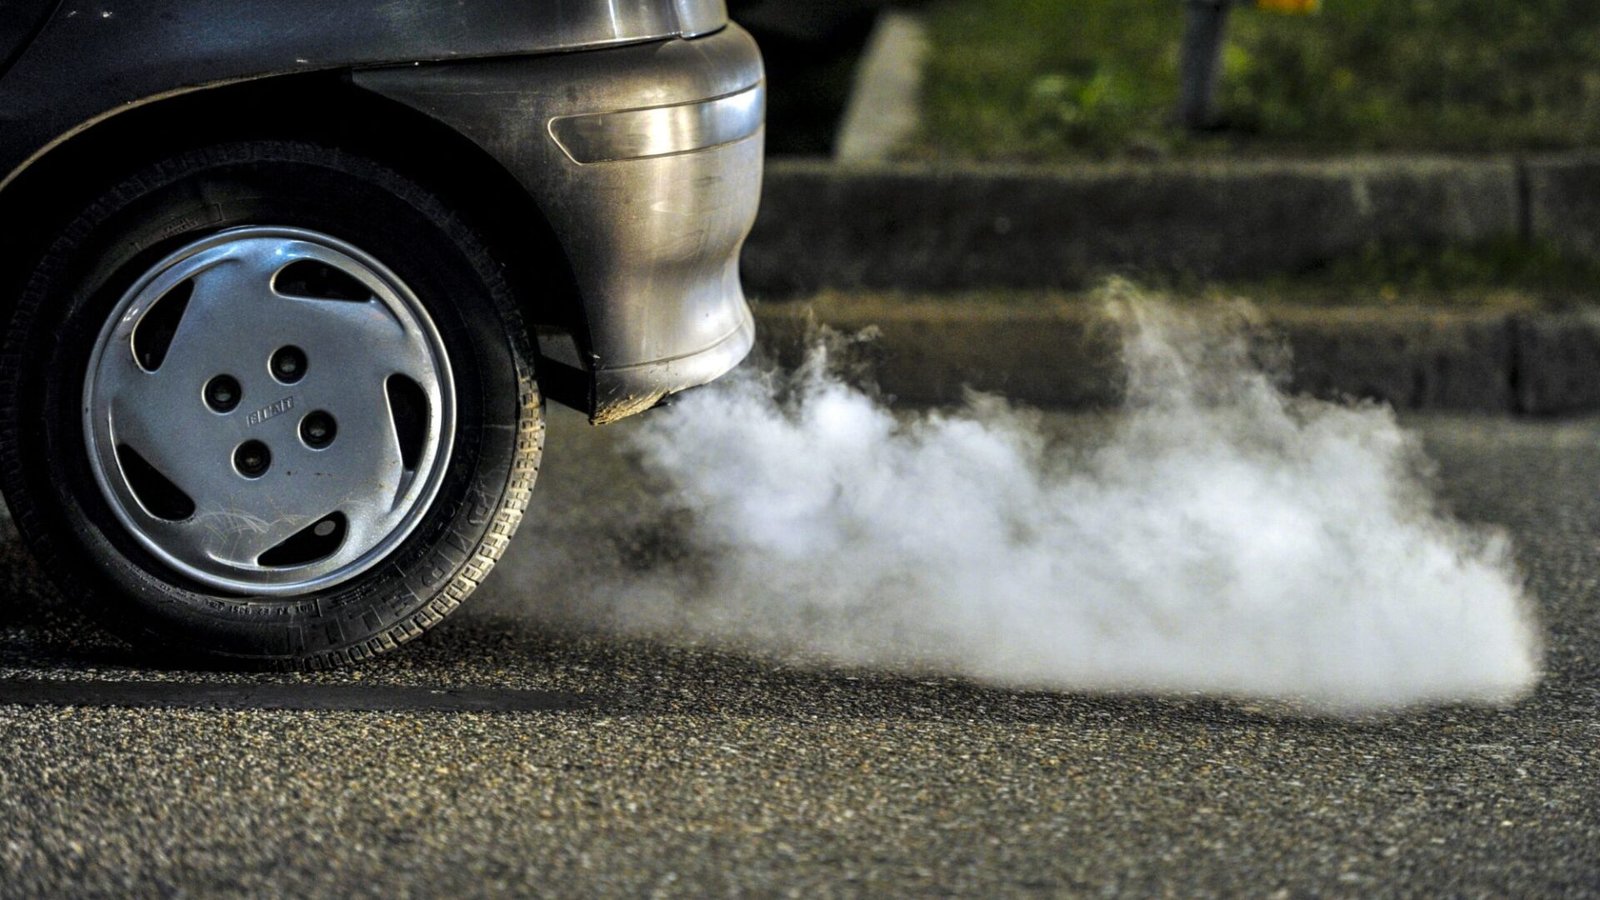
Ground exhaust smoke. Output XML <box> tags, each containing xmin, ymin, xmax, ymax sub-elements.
<box><xmin>509</xmin><ymin>288</ymin><xmax>1541</xmax><ymax>713</ymax></box>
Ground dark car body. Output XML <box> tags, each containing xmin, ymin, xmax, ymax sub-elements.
<box><xmin>0</xmin><ymin>0</ymin><xmax>764</xmax><ymax>422</ymax></box>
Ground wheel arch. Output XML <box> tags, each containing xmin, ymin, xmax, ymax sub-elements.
<box><xmin>0</xmin><ymin>71</ymin><xmax>593</xmax><ymax>411</ymax></box>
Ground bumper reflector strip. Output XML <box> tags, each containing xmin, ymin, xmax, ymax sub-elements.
<box><xmin>549</xmin><ymin>83</ymin><xmax>765</xmax><ymax>164</ymax></box>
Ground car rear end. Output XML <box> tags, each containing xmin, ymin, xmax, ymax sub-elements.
<box><xmin>354</xmin><ymin>20</ymin><xmax>766</xmax><ymax>423</ymax></box>
<box><xmin>0</xmin><ymin>0</ymin><xmax>766</xmax><ymax>665</ymax></box>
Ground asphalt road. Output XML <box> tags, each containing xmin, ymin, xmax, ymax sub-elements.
<box><xmin>1</xmin><ymin>409</ymin><xmax>1597</xmax><ymax>897</ymax></box>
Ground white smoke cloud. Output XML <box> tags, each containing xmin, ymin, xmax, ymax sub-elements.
<box><xmin>507</xmin><ymin>285</ymin><xmax>1541</xmax><ymax>713</ymax></box>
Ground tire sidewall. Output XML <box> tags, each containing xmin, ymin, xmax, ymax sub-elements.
<box><xmin>0</xmin><ymin>142</ymin><xmax>539</xmax><ymax>664</ymax></box>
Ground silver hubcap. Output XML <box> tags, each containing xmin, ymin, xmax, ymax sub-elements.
<box><xmin>83</xmin><ymin>226</ymin><xmax>456</xmax><ymax>595</ymax></box>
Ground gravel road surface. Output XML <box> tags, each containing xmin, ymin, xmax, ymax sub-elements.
<box><xmin>1</xmin><ymin>410</ymin><xmax>1596</xmax><ymax>897</ymax></box>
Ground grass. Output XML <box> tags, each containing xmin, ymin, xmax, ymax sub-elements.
<box><xmin>785</xmin><ymin>239</ymin><xmax>1600</xmax><ymax>312</ymax></box>
<box><xmin>1242</xmin><ymin>238</ymin><xmax>1600</xmax><ymax>308</ymax></box>
<box><xmin>915</xmin><ymin>0</ymin><xmax>1600</xmax><ymax>161</ymax></box>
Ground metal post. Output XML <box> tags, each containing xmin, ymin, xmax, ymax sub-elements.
<box><xmin>1177</xmin><ymin>0</ymin><xmax>1232</xmax><ymax>130</ymax></box>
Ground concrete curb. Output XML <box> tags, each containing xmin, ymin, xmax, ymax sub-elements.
<box><xmin>833</xmin><ymin>10</ymin><xmax>927</xmax><ymax>163</ymax></box>
<box><xmin>752</xmin><ymin>302</ymin><xmax>1600</xmax><ymax>414</ymax></box>
<box><xmin>743</xmin><ymin>154</ymin><xmax>1600</xmax><ymax>295</ymax></box>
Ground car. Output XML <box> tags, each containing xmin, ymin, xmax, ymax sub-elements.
<box><xmin>0</xmin><ymin>0</ymin><xmax>765</xmax><ymax>667</ymax></box>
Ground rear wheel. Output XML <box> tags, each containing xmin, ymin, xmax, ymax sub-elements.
<box><xmin>0</xmin><ymin>141</ymin><xmax>543</xmax><ymax>668</ymax></box>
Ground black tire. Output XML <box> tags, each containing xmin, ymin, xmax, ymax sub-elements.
<box><xmin>0</xmin><ymin>140</ymin><xmax>543</xmax><ymax>668</ymax></box>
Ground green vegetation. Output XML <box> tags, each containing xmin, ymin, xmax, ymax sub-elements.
<box><xmin>796</xmin><ymin>240</ymin><xmax>1600</xmax><ymax>312</ymax></box>
<box><xmin>1252</xmin><ymin>238</ymin><xmax>1600</xmax><ymax>307</ymax></box>
<box><xmin>917</xmin><ymin>0</ymin><xmax>1600</xmax><ymax>161</ymax></box>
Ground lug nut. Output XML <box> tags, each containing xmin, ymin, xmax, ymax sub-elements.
<box><xmin>300</xmin><ymin>411</ymin><xmax>337</xmax><ymax>449</ymax></box>
<box><xmin>270</xmin><ymin>346</ymin><xmax>307</xmax><ymax>384</ymax></box>
<box><xmin>234</xmin><ymin>440</ymin><xmax>271</xmax><ymax>478</ymax></box>
<box><xmin>204</xmin><ymin>375</ymin><xmax>241</xmax><ymax>413</ymax></box>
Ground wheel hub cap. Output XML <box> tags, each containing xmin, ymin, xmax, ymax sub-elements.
<box><xmin>83</xmin><ymin>226</ymin><xmax>456</xmax><ymax>595</ymax></box>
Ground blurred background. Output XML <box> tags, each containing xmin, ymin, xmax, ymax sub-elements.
<box><xmin>736</xmin><ymin>0</ymin><xmax>1600</xmax><ymax>418</ymax></box>
<box><xmin>736</xmin><ymin>0</ymin><xmax>1600</xmax><ymax>160</ymax></box>
<box><xmin>727</xmin><ymin>0</ymin><xmax>900</xmax><ymax>155</ymax></box>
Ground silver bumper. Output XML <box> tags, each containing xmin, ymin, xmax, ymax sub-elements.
<box><xmin>354</xmin><ymin>25</ymin><xmax>764</xmax><ymax>422</ymax></box>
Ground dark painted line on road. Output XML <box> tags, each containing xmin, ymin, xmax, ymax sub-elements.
<box><xmin>0</xmin><ymin>679</ymin><xmax>590</xmax><ymax>712</ymax></box>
